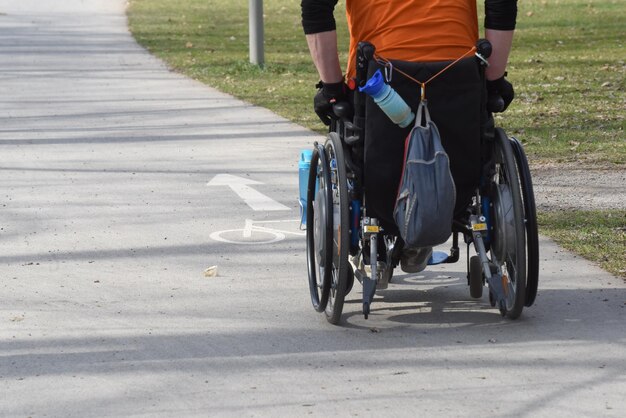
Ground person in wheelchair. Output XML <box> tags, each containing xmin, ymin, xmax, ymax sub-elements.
<box><xmin>302</xmin><ymin>0</ymin><xmax>538</xmax><ymax>323</ymax></box>
<box><xmin>301</xmin><ymin>0</ymin><xmax>517</xmax><ymax>273</ymax></box>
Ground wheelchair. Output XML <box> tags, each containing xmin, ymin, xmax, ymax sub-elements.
<box><xmin>306</xmin><ymin>42</ymin><xmax>539</xmax><ymax>325</ymax></box>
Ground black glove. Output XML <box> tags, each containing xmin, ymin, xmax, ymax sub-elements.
<box><xmin>313</xmin><ymin>81</ymin><xmax>347</xmax><ymax>126</ymax></box>
<box><xmin>486</xmin><ymin>74</ymin><xmax>514</xmax><ymax>113</ymax></box>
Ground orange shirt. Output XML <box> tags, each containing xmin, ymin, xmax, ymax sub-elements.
<box><xmin>345</xmin><ymin>0</ymin><xmax>479</xmax><ymax>78</ymax></box>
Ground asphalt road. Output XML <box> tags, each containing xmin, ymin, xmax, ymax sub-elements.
<box><xmin>1</xmin><ymin>1</ymin><xmax>624</xmax><ymax>417</ymax></box>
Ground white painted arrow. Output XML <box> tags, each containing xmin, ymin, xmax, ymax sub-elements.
<box><xmin>207</xmin><ymin>174</ymin><xmax>290</xmax><ymax>211</ymax></box>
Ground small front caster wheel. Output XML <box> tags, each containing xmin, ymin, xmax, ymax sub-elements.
<box><xmin>469</xmin><ymin>255</ymin><xmax>484</xmax><ymax>299</ymax></box>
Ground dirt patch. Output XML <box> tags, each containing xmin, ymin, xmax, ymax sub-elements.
<box><xmin>531</xmin><ymin>166</ymin><xmax>626</xmax><ymax>211</ymax></box>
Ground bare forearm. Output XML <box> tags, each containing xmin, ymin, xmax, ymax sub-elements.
<box><xmin>485</xmin><ymin>29</ymin><xmax>514</xmax><ymax>80</ymax></box>
<box><xmin>305</xmin><ymin>31</ymin><xmax>343</xmax><ymax>83</ymax></box>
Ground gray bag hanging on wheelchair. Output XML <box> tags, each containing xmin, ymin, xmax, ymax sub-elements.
<box><xmin>394</xmin><ymin>100</ymin><xmax>456</xmax><ymax>248</ymax></box>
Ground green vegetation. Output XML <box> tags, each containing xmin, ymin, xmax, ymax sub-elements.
<box><xmin>127</xmin><ymin>0</ymin><xmax>624</xmax><ymax>165</ymax></box>
<box><xmin>538</xmin><ymin>211</ymin><xmax>626</xmax><ymax>278</ymax></box>
<box><xmin>127</xmin><ymin>0</ymin><xmax>625</xmax><ymax>277</ymax></box>
<box><xmin>127</xmin><ymin>0</ymin><xmax>337</xmax><ymax>130</ymax></box>
<box><xmin>510</xmin><ymin>0</ymin><xmax>625</xmax><ymax>165</ymax></box>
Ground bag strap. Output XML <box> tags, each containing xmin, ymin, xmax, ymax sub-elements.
<box><xmin>374</xmin><ymin>45</ymin><xmax>476</xmax><ymax>101</ymax></box>
<box><xmin>415</xmin><ymin>99</ymin><xmax>431</xmax><ymax>128</ymax></box>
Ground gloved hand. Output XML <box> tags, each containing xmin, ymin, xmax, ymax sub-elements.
<box><xmin>313</xmin><ymin>81</ymin><xmax>347</xmax><ymax>126</ymax></box>
<box><xmin>486</xmin><ymin>74</ymin><xmax>514</xmax><ymax>113</ymax></box>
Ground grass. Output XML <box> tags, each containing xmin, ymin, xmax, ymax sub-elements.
<box><xmin>127</xmin><ymin>0</ymin><xmax>625</xmax><ymax>165</ymax></box>
<box><xmin>509</xmin><ymin>0</ymin><xmax>625</xmax><ymax>165</ymax></box>
<box><xmin>538</xmin><ymin>210</ymin><xmax>626</xmax><ymax>278</ymax></box>
<box><xmin>127</xmin><ymin>0</ymin><xmax>625</xmax><ymax>278</ymax></box>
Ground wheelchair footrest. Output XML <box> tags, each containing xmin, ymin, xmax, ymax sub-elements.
<box><xmin>428</xmin><ymin>251</ymin><xmax>450</xmax><ymax>265</ymax></box>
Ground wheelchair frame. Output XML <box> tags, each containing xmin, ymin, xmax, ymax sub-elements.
<box><xmin>306</xmin><ymin>42</ymin><xmax>539</xmax><ymax>324</ymax></box>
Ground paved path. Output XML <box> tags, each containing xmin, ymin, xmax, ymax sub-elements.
<box><xmin>1</xmin><ymin>1</ymin><xmax>624</xmax><ymax>417</ymax></box>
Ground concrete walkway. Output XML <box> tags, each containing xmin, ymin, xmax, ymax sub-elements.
<box><xmin>1</xmin><ymin>1</ymin><xmax>624</xmax><ymax>417</ymax></box>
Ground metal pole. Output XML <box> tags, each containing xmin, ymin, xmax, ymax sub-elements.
<box><xmin>249</xmin><ymin>0</ymin><xmax>264</xmax><ymax>66</ymax></box>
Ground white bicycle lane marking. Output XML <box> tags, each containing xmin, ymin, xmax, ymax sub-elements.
<box><xmin>210</xmin><ymin>219</ymin><xmax>305</xmax><ymax>245</ymax></box>
<box><xmin>207</xmin><ymin>174</ymin><xmax>290</xmax><ymax>211</ymax></box>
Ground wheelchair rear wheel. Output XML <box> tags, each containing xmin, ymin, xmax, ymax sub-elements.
<box><xmin>306</xmin><ymin>143</ymin><xmax>333</xmax><ymax>312</ymax></box>
<box><xmin>490</xmin><ymin>128</ymin><xmax>527</xmax><ymax>319</ymax></box>
<box><xmin>510</xmin><ymin>137</ymin><xmax>540</xmax><ymax>307</ymax></box>
<box><xmin>323</xmin><ymin>133</ymin><xmax>350</xmax><ymax>324</ymax></box>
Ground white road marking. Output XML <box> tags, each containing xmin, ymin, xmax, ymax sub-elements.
<box><xmin>207</xmin><ymin>174</ymin><xmax>290</xmax><ymax>211</ymax></box>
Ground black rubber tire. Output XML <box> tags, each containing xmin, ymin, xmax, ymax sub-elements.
<box><xmin>345</xmin><ymin>266</ymin><xmax>354</xmax><ymax>295</ymax></box>
<box><xmin>323</xmin><ymin>133</ymin><xmax>350</xmax><ymax>324</ymax></box>
<box><xmin>469</xmin><ymin>255</ymin><xmax>484</xmax><ymax>299</ymax></box>
<box><xmin>510</xmin><ymin>137</ymin><xmax>540</xmax><ymax>307</ymax></box>
<box><xmin>306</xmin><ymin>143</ymin><xmax>333</xmax><ymax>313</ymax></box>
<box><xmin>492</xmin><ymin>128</ymin><xmax>527</xmax><ymax>319</ymax></box>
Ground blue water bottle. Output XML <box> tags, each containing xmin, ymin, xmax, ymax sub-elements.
<box><xmin>359</xmin><ymin>69</ymin><xmax>415</xmax><ymax>128</ymax></box>
<box><xmin>298</xmin><ymin>149</ymin><xmax>313</xmax><ymax>225</ymax></box>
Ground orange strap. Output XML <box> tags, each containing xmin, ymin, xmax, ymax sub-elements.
<box><xmin>374</xmin><ymin>46</ymin><xmax>477</xmax><ymax>100</ymax></box>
